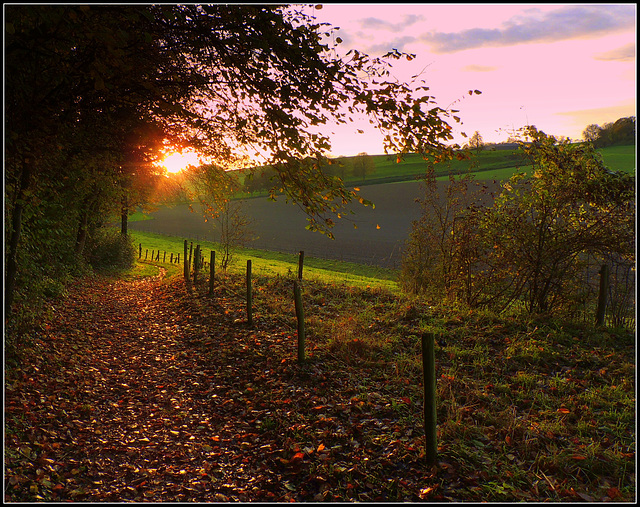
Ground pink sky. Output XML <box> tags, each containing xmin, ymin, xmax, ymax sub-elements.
<box><xmin>303</xmin><ymin>3</ymin><xmax>636</xmax><ymax>157</ymax></box>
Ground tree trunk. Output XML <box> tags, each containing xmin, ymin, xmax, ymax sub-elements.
<box><xmin>121</xmin><ymin>193</ymin><xmax>129</xmax><ymax>235</ymax></box>
<box><xmin>75</xmin><ymin>211</ymin><xmax>90</xmax><ymax>256</ymax></box>
<box><xmin>5</xmin><ymin>158</ymin><xmax>33</xmax><ymax>315</ymax></box>
<box><xmin>75</xmin><ymin>196</ymin><xmax>95</xmax><ymax>256</ymax></box>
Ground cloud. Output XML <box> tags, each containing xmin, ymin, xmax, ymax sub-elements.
<box><xmin>359</xmin><ymin>14</ymin><xmax>425</xmax><ymax>33</ymax></box>
<box><xmin>594</xmin><ymin>43</ymin><xmax>636</xmax><ymax>62</ymax></box>
<box><xmin>462</xmin><ymin>64</ymin><xmax>499</xmax><ymax>72</ymax></box>
<box><xmin>366</xmin><ymin>36</ymin><xmax>418</xmax><ymax>55</ymax></box>
<box><xmin>422</xmin><ymin>5</ymin><xmax>636</xmax><ymax>53</ymax></box>
<box><xmin>555</xmin><ymin>100</ymin><xmax>636</xmax><ymax>131</ymax></box>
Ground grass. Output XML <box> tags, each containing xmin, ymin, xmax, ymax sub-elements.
<box><xmin>127</xmin><ymin>229</ymin><xmax>399</xmax><ymax>291</ymax></box>
<box><xmin>9</xmin><ymin>222</ymin><xmax>634</xmax><ymax>501</ymax></box>
<box><xmin>599</xmin><ymin>145</ymin><xmax>636</xmax><ymax>174</ymax></box>
<box><xmin>171</xmin><ymin>269</ymin><xmax>635</xmax><ymax>501</ymax></box>
<box><xmin>228</xmin><ymin>144</ymin><xmax>634</xmax><ymax>202</ymax></box>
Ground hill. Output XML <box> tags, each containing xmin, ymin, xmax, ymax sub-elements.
<box><xmin>235</xmin><ymin>143</ymin><xmax>635</xmax><ymax>198</ymax></box>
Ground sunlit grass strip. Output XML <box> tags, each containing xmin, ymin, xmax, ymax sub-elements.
<box><xmin>127</xmin><ymin>229</ymin><xmax>399</xmax><ymax>291</ymax></box>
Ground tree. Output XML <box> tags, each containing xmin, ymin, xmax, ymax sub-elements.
<box><xmin>352</xmin><ymin>152</ymin><xmax>376</xmax><ymax>181</ymax></box>
<box><xmin>6</xmin><ymin>4</ymin><xmax>465</xmax><ymax>317</ymax></box>
<box><xmin>402</xmin><ymin>127</ymin><xmax>635</xmax><ymax>317</ymax></box>
<box><xmin>468</xmin><ymin>131</ymin><xmax>484</xmax><ymax>154</ymax></box>
<box><xmin>400</xmin><ymin>164</ymin><xmax>489</xmax><ymax>306</ymax></box>
<box><xmin>583</xmin><ymin>124</ymin><xmax>602</xmax><ymax>143</ymax></box>
<box><xmin>585</xmin><ymin>117</ymin><xmax>635</xmax><ymax>148</ymax></box>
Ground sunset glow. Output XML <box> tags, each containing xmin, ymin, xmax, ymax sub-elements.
<box><xmin>162</xmin><ymin>151</ymin><xmax>203</xmax><ymax>173</ymax></box>
<box><xmin>305</xmin><ymin>3</ymin><xmax>635</xmax><ymax>156</ymax></box>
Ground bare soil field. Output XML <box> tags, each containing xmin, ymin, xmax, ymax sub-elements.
<box><xmin>130</xmin><ymin>180</ymin><xmax>499</xmax><ymax>269</ymax></box>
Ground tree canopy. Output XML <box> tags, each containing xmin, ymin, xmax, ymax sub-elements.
<box><xmin>402</xmin><ymin>127</ymin><xmax>635</xmax><ymax>316</ymax></box>
<box><xmin>5</xmin><ymin>4</ymin><xmax>467</xmax><ymax>316</ymax></box>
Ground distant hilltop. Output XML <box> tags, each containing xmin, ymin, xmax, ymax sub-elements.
<box><xmin>482</xmin><ymin>142</ymin><xmax>520</xmax><ymax>151</ymax></box>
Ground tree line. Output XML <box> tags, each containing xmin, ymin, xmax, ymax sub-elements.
<box><xmin>583</xmin><ymin>116</ymin><xmax>635</xmax><ymax>148</ymax></box>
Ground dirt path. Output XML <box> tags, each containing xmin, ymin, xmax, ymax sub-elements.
<box><xmin>6</xmin><ymin>272</ymin><xmax>310</xmax><ymax>501</ymax></box>
<box><xmin>6</xmin><ymin>270</ymin><xmax>440</xmax><ymax>502</ymax></box>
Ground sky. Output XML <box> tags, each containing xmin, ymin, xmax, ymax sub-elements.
<box><xmin>302</xmin><ymin>3</ymin><xmax>636</xmax><ymax>157</ymax></box>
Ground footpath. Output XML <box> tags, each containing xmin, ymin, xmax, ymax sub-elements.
<box><xmin>4</xmin><ymin>271</ymin><xmax>431</xmax><ymax>502</ymax></box>
<box><xmin>6</xmin><ymin>271</ymin><xmax>304</xmax><ymax>501</ymax></box>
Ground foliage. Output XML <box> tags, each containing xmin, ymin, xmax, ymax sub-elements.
<box><xmin>399</xmin><ymin>164</ymin><xmax>489</xmax><ymax>306</ymax></box>
<box><xmin>5</xmin><ymin>4</ymin><xmax>471</xmax><ymax>324</ymax></box>
<box><xmin>482</xmin><ymin>127</ymin><xmax>635</xmax><ymax>314</ymax></box>
<box><xmin>87</xmin><ymin>229</ymin><xmax>137</xmax><ymax>270</ymax></box>
<box><xmin>352</xmin><ymin>152</ymin><xmax>376</xmax><ymax>181</ymax></box>
<box><xmin>402</xmin><ymin>127</ymin><xmax>635</xmax><ymax>319</ymax></box>
<box><xmin>214</xmin><ymin>200</ymin><xmax>255</xmax><ymax>271</ymax></box>
<box><xmin>466</xmin><ymin>131</ymin><xmax>484</xmax><ymax>154</ymax></box>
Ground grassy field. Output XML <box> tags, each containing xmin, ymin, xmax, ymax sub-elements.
<box><xmin>129</xmin><ymin>230</ymin><xmax>399</xmax><ymax>291</ymax></box>
<box><xmin>236</xmin><ymin>144</ymin><xmax>634</xmax><ymax>200</ymax></box>
<box><xmin>599</xmin><ymin>144</ymin><xmax>636</xmax><ymax>174</ymax></box>
<box><xmin>344</xmin><ymin>144</ymin><xmax>635</xmax><ymax>184</ymax></box>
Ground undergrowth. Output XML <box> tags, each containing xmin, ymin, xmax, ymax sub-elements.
<box><xmin>208</xmin><ymin>270</ymin><xmax>635</xmax><ymax>501</ymax></box>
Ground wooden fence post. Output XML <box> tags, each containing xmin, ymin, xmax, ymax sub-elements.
<box><xmin>194</xmin><ymin>245</ymin><xmax>201</xmax><ymax>284</ymax></box>
<box><xmin>145</xmin><ymin>249</ymin><xmax>148</xmax><ymax>260</ymax></box>
<box><xmin>163</xmin><ymin>251</ymin><xmax>166</xmax><ymax>263</ymax></box>
<box><xmin>209</xmin><ymin>251</ymin><xmax>215</xmax><ymax>296</ymax></box>
<box><xmin>421</xmin><ymin>332</ymin><xmax>438</xmax><ymax>465</ymax></box>
<box><xmin>294</xmin><ymin>280</ymin><xmax>305</xmax><ymax>363</ymax></box>
<box><xmin>139</xmin><ymin>243</ymin><xmax>142</xmax><ymax>259</ymax></box>
<box><xmin>596</xmin><ymin>264</ymin><xmax>610</xmax><ymax>326</ymax></box>
<box><xmin>298</xmin><ymin>250</ymin><xmax>305</xmax><ymax>280</ymax></box>
<box><xmin>183</xmin><ymin>240</ymin><xmax>189</xmax><ymax>283</ymax></box>
<box><xmin>246</xmin><ymin>259</ymin><xmax>253</xmax><ymax>326</ymax></box>
<box><xmin>170</xmin><ymin>253</ymin><xmax>174</xmax><ymax>264</ymax></box>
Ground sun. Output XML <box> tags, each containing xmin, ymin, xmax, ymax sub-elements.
<box><xmin>162</xmin><ymin>151</ymin><xmax>202</xmax><ymax>173</ymax></box>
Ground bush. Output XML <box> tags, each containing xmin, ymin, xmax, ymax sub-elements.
<box><xmin>402</xmin><ymin>127</ymin><xmax>635</xmax><ymax>322</ymax></box>
<box><xmin>87</xmin><ymin>229</ymin><xmax>136</xmax><ymax>270</ymax></box>
<box><xmin>399</xmin><ymin>167</ymin><xmax>489</xmax><ymax>307</ymax></box>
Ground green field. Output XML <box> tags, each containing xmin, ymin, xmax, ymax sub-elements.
<box><xmin>348</xmin><ymin>144</ymin><xmax>635</xmax><ymax>184</ymax></box>
<box><xmin>237</xmin><ymin>144</ymin><xmax>634</xmax><ymax>200</ymax></box>
<box><xmin>599</xmin><ymin>144</ymin><xmax>636</xmax><ymax>174</ymax></box>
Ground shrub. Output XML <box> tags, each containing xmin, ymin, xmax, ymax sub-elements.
<box><xmin>87</xmin><ymin>228</ymin><xmax>136</xmax><ymax>270</ymax></box>
<box><xmin>402</xmin><ymin>127</ymin><xmax>635</xmax><ymax>322</ymax></box>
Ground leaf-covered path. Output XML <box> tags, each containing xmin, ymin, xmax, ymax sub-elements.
<box><xmin>6</xmin><ymin>268</ymin><xmax>635</xmax><ymax>502</ymax></box>
<box><xmin>5</xmin><ymin>271</ymin><xmax>436</xmax><ymax>502</ymax></box>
